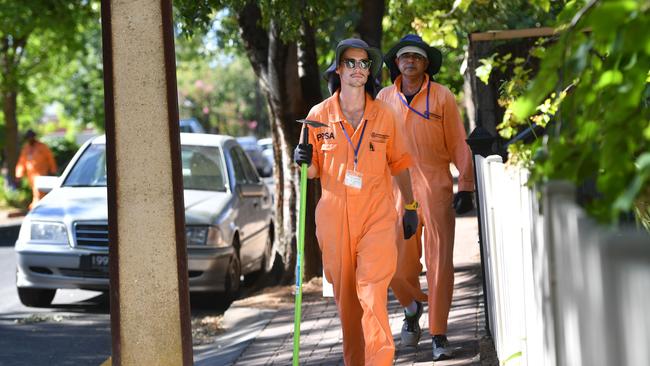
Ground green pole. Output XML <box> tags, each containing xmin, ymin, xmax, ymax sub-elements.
<box><xmin>293</xmin><ymin>130</ymin><xmax>309</xmax><ymax>365</ymax></box>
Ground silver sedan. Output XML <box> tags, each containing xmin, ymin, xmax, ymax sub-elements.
<box><xmin>15</xmin><ymin>133</ymin><xmax>274</xmax><ymax>307</ymax></box>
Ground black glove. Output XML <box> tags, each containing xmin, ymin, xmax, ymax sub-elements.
<box><xmin>402</xmin><ymin>209</ymin><xmax>418</xmax><ymax>239</ymax></box>
<box><xmin>453</xmin><ymin>191</ymin><xmax>474</xmax><ymax>215</ymax></box>
<box><xmin>293</xmin><ymin>143</ymin><xmax>313</xmax><ymax>167</ymax></box>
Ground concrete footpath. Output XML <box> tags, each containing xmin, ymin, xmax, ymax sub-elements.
<box><xmin>196</xmin><ymin>210</ymin><xmax>497</xmax><ymax>366</ymax></box>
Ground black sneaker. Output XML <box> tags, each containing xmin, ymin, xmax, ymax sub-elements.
<box><xmin>432</xmin><ymin>334</ymin><xmax>452</xmax><ymax>361</ymax></box>
<box><xmin>400</xmin><ymin>301</ymin><xmax>423</xmax><ymax>346</ymax></box>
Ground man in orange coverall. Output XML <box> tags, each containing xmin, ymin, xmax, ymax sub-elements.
<box><xmin>15</xmin><ymin>129</ymin><xmax>57</xmax><ymax>208</ymax></box>
<box><xmin>293</xmin><ymin>38</ymin><xmax>419</xmax><ymax>366</ymax></box>
<box><xmin>377</xmin><ymin>34</ymin><xmax>475</xmax><ymax>361</ymax></box>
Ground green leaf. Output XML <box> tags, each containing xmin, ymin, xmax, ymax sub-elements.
<box><xmin>476</xmin><ymin>59</ymin><xmax>492</xmax><ymax>85</ymax></box>
<box><xmin>444</xmin><ymin>32</ymin><xmax>459</xmax><ymax>48</ymax></box>
<box><xmin>512</xmin><ymin>97</ymin><xmax>537</xmax><ymax>120</ymax></box>
<box><xmin>502</xmin><ymin>351</ymin><xmax>523</xmax><ymax>365</ymax></box>
<box><xmin>452</xmin><ymin>0</ymin><xmax>473</xmax><ymax>13</ymax></box>
<box><xmin>595</xmin><ymin>69</ymin><xmax>624</xmax><ymax>90</ymax></box>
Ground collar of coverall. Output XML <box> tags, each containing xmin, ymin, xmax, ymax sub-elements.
<box><xmin>395</xmin><ymin>73</ymin><xmax>431</xmax><ymax>96</ymax></box>
<box><xmin>326</xmin><ymin>89</ymin><xmax>379</xmax><ymax>124</ymax></box>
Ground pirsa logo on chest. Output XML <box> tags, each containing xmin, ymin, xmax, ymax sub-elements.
<box><xmin>317</xmin><ymin>131</ymin><xmax>335</xmax><ymax>141</ymax></box>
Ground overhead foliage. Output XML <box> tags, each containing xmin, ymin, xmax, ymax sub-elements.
<box><xmin>0</xmin><ymin>0</ymin><xmax>99</xmax><ymax>183</ymax></box>
<box><xmin>176</xmin><ymin>35</ymin><xmax>268</xmax><ymax>137</ymax></box>
<box><xmin>498</xmin><ymin>0</ymin><xmax>650</xmax><ymax>225</ymax></box>
<box><xmin>382</xmin><ymin>0</ymin><xmax>565</xmax><ymax>92</ymax></box>
<box><xmin>174</xmin><ymin>0</ymin><xmax>358</xmax><ymax>77</ymax></box>
<box><xmin>0</xmin><ymin>0</ymin><xmax>98</xmax><ymax>123</ymax></box>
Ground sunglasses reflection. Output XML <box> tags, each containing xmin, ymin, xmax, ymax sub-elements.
<box><xmin>342</xmin><ymin>58</ymin><xmax>372</xmax><ymax>70</ymax></box>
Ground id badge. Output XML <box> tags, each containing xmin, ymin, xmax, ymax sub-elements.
<box><xmin>344</xmin><ymin>170</ymin><xmax>363</xmax><ymax>189</ymax></box>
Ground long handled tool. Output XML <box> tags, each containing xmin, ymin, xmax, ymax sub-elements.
<box><xmin>293</xmin><ymin>119</ymin><xmax>328</xmax><ymax>365</ymax></box>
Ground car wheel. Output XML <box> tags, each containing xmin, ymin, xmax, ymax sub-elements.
<box><xmin>17</xmin><ymin>288</ymin><xmax>56</xmax><ymax>307</ymax></box>
<box><xmin>224</xmin><ymin>253</ymin><xmax>241</xmax><ymax>301</ymax></box>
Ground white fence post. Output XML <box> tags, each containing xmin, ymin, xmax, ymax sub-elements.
<box><xmin>475</xmin><ymin>156</ymin><xmax>650</xmax><ymax>366</ymax></box>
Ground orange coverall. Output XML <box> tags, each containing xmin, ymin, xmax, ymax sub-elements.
<box><xmin>15</xmin><ymin>141</ymin><xmax>57</xmax><ymax>208</ymax></box>
<box><xmin>377</xmin><ymin>74</ymin><xmax>474</xmax><ymax>335</ymax></box>
<box><xmin>306</xmin><ymin>90</ymin><xmax>412</xmax><ymax>366</ymax></box>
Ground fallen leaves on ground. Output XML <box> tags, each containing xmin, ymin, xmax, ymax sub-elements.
<box><xmin>191</xmin><ymin>315</ymin><xmax>225</xmax><ymax>345</ymax></box>
<box><xmin>235</xmin><ymin>276</ymin><xmax>324</xmax><ymax>310</ymax></box>
<box><xmin>14</xmin><ymin>314</ymin><xmax>68</xmax><ymax>324</ymax></box>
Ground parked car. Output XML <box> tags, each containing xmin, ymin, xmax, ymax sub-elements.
<box><xmin>179</xmin><ymin>118</ymin><xmax>205</xmax><ymax>133</ymax></box>
<box><xmin>257</xmin><ymin>137</ymin><xmax>274</xmax><ymax>169</ymax></box>
<box><xmin>236</xmin><ymin>136</ymin><xmax>273</xmax><ymax>178</ymax></box>
<box><xmin>15</xmin><ymin>133</ymin><xmax>274</xmax><ymax>307</ymax></box>
<box><xmin>257</xmin><ymin>137</ymin><xmax>272</xmax><ymax>152</ymax></box>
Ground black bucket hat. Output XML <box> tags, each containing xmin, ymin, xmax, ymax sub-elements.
<box><xmin>335</xmin><ymin>38</ymin><xmax>383</xmax><ymax>79</ymax></box>
<box><xmin>325</xmin><ymin>38</ymin><xmax>382</xmax><ymax>98</ymax></box>
<box><xmin>24</xmin><ymin>129</ymin><xmax>36</xmax><ymax>140</ymax></box>
<box><xmin>384</xmin><ymin>34</ymin><xmax>443</xmax><ymax>82</ymax></box>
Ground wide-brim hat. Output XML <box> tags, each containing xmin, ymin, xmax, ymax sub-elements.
<box><xmin>335</xmin><ymin>38</ymin><xmax>383</xmax><ymax>79</ymax></box>
<box><xmin>384</xmin><ymin>34</ymin><xmax>442</xmax><ymax>82</ymax></box>
<box><xmin>24</xmin><ymin>129</ymin><xmax>36</xmax><ymax>139</ymax></box>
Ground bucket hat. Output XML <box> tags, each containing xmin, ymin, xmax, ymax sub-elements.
<box><xmin>325</xmin><ymin>38</ymin><xmax>382</xmax><ymax>98</ymax></box>
<box><xmin>24</xmin><ymin>129</ymin><xmax>36</xmax><ymax>140</ymax></box>
<box><xmin>384</xmin><ymin>34</ymin><xmax>442</xmax><ymax>82</ymax></box>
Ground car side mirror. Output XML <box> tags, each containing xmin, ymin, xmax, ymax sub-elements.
<box><xmin>257</xmin><ymin>167</ymin><xmax>272</xmax><ymax>178</ymax></box>
<box><xmin>34</xmin><ymin>176</ymin><xmax>60</xmax><ymax>194</ymax></box>
<box><xmin>236</xmin><ymin>183</ymin><xmax>264</xmax><ymax>197</ymax></box>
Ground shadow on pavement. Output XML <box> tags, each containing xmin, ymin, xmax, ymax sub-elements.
<box><xmin>0</xmin><ymin>224</ymin><xmax>19</xmax><ymax>247</ymax></box>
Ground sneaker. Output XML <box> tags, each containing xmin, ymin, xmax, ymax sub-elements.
<box><xmin>432</xmin><ymin>334</ymin><xmax>453</xmax><ymax>361</ymax></box>
<box><xmin>400</xmin><ymin>301</ymin><xmax>423</xmax><ymax>346</ymax></box>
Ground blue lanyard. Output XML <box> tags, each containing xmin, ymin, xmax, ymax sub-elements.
<box><xmin>339</xmin><ymin>119</ymin><xmax>368</xmax><ymax>170</ymax></box>
<box><xmin>399</xmin><ymin>81</ymin><xmax>431</xmax><ymax>119</ymax></box>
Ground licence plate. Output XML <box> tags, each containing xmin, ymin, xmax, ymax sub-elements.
<box><xmin>81</xmin><ymin>254</ymin><xmax>109</xmax><ymax>271</ymax></box>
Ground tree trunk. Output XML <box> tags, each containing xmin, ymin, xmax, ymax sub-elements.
<box><xmin>237</xmin><ymin>2</ymin><xmax>323</xmax><ymax>282</ymax></box>
<box><xmin>468</xmin><ymin>37</ymin><xmax>541</xmax><ymax>135</ymax></box>
<box><xmin>297</xmin><ymin>19</ymin><xmax>323</xmax><ymax>280</ymax></box>
<box><xmin>356</xmin><ymin>0</ymin><xmax>385</xmax><ymax>84</ymax></box>
<box><xmin>3</xmin><ymin>91</ymin><xmax>19</xmax><ymax>183</ymax></box>
<box><xmin>356</xmin><ymin>0</ymin><xmax>385</xmax><ymax>49</ymax></box>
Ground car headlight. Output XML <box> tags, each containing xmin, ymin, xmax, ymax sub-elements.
<box><xmin>29</xmin><ymin>221</ymin><xmax>69</xmax><ymax>244</ymax></box>
<box><xmin>185</xmin><ymin>226</ymin><xmax>229</xmax><ymax>248</ymax></box>
<box><xmin>206</xmin><ymin>226</ymin><xmax>229</xmax><ymax>248</ymax></box>
<box><xmin>185</xmin><ymin>226</ymin><xmax>208</xmax><ymax>246</ymax></box>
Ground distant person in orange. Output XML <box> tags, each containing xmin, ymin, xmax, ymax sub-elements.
<box><xmin>293</xmin><ymin>38</ymin><xmax>419</xmax><ymax>366</ymax></box>
<box><xmin>15</xmin><ymin>129</ymin><xmax>57</xmax><ymax>208</ymax></box>
<box><xmin>377</xmin><ymin>34</ymin><xmax>475</xmax><ymax>361</ymax></box>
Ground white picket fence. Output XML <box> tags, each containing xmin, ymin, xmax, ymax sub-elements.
<box><xmin>475</xmin><ymin>155</ymin><xmax>650</xmax><ymax>366</ymax></box>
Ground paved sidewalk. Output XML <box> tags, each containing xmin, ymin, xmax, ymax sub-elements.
<box><xmin>197</xmin><ymin>211</ymin><xmax>493</xmax><ymax>365</ymax></box>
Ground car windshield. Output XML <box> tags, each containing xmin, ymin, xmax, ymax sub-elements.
<box><xmin>63</xmin><ymin>143</ymin><xmax>227</xmax><ymax>191</ymax></box>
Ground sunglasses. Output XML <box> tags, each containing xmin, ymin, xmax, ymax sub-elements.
<box><xmin>342</xmin><ymin>58</ymin><xmax>373</xmax><ymax>70</ymax></box>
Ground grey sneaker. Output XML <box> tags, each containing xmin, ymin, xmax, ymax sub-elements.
<box><xmin>432</xmin><ymin>334</ymin><xmax>452</xmax><ymax>361</ymax></box>
<box><xmin>400</xmin><ymin>301</ymin><xmax>423</xmax><ymax>346</ymax></box>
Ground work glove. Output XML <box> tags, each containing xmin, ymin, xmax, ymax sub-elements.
<box><xmin>293</xmin><ymin>143</ymin><xmax>313</xmax><ymax>167</ymax></box>
<box><xmin>453</xmin><ymin>191</ymin><xmax>474</xmax><ymax>215</ymax></box>
<box><xmin>402</xmin><ymin>209</ymin><xmax>418</xmax><ymax>240</ymax></box>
